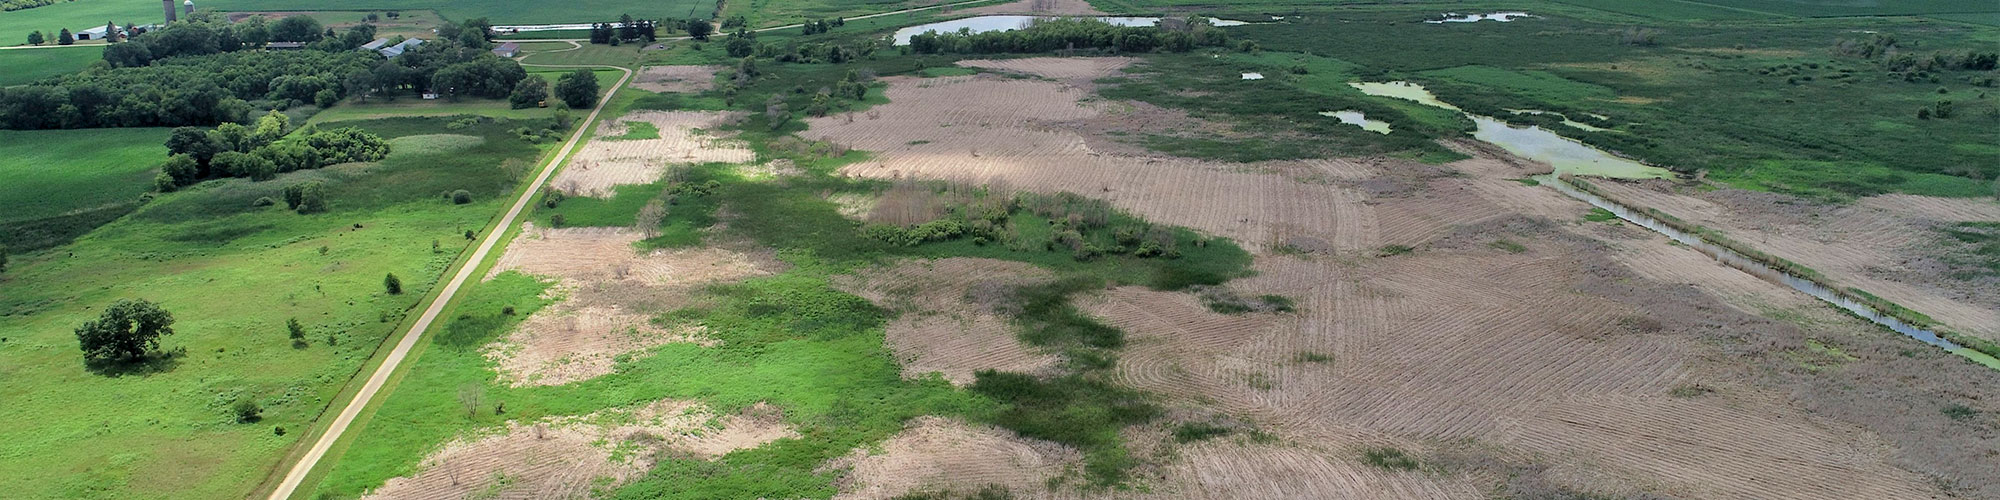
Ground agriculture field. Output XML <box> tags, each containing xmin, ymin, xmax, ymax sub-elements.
<box><xmin>0</xmin><ymin>45</ymin><xmax>102</xmax><ymax>85</ymax></box>
<box><xmin>0</xmin><ymin>116</ymin><xmax>555</xmax><ymax>500</ymax></box>
<box><xmin>1676</xmin><ymin>0</ymin><xmax>2000</xmax><ymax>17</ymax></box>
<box><xmin>0</xmin><ymin>0</ymin><xmax>160</xmax><ymax>46</ymax></box>
<box><xmin>0</xmin><ymin>127</ymin><xmax>169</xmax><ymax>251</ymax></box>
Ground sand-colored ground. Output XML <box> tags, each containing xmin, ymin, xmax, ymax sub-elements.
<box><xmin>554</xmin><ymin>111</ymin><xmax>753</xmax><ymax>197</ymax></box>
<box><xmin>823</xmin><ymin>416</ymin><xmax>1080</xmax><ymax>499</ymax></box>
<box><xmin>629</xmin><ymin>65</ymin><xmax>724</xmax><ymax>93</ymax></box>
<box><xmin>833</xmin><ymin>258</ymin><xmax>1059</xmax><ymax>385</ymax></box>
<box><xmin>802</xmin><ymin>59</ymin><xmax>1998</xmax><ymax>498</ymax></box>
<box><xmin>362</xmin><ymin>400</ymin><xmax>794</xmax><ymax>500</ymax></box>
<box><xmin>961</xmin><ymin>0</ymin><xmax>1106</xmax><ymax>16</ymax></box>
<box><xmin>1586</xmin><ymin>180</ymin><xmax>2000</xmax><ymax>341</ymax></box>
<box><xmin>484</xmin><ymin>224</ymin><xmax>770</xmax><ymax>386</ymax></box>
<box><xmin>956</xmin><ymin>57</ymin><xmax>1136</xmax><ymax>82</ymax></box>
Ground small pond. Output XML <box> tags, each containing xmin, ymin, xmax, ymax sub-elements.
<box><xmin>1319</xmin><ymin>110</ymin><xmax>1392</xmax><ymax>134</ymax></box>
<box><xmin>893</xmin><ymin>15</ymin><xmax>1246</xmax><ymax>45</ymax></box>
<box><xmin>1426</xmin><ymin>12</ymin><xmax>1535</xmax><ymax>23</ymax></box>
<box><xmin>1350</xmin><ymin>81</ymin><xmax>1667</xmax><ymax>179</ymax></box>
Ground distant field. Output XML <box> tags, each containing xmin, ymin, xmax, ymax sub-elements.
<box><xmin>0</xmin><ymin>45</ymin><xmax>101</xmax><ymax>85</ymax></box>
<box><xmin>1551</xmin><ymin>0</ymin><xmax>1783</xmax><ymax>20</ymax></box>
<box><xmin>226</xmin><ymin>9</ymin><xmax>445</xmax><ymax>40</ymax></box>
<box><xmin>0</xmin><ymin>128</ymin><xmax>166</xmax><ymax>223</ymax></box>
<box><xmin>202</xmin><ymin>0</ymin><xmax>718</xmax><ymax>24</ymax></box>
<box><xmin>0</xmin><ymin>0</ymin><xmax>161</xmax><ymax>47</ymax></box>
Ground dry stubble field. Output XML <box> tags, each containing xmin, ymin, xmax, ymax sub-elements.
<box><xmin>797</xmin><ymin>57</ymin><xmax>2000</xmax><ymax>499</ymax></box>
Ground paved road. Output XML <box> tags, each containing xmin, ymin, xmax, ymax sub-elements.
<box><xmin>262</xmin><ymin>64</ymin><xmax>632</xmax><ymax>500</ymax></box>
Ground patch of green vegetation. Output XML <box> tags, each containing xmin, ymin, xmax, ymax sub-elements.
<box><xmin>1784</xmin><ymin>338</ymin><xmax>1859</xmax><ymax>372</ymax></box>
<box><xmin>1489</xmin><ymin>239</ymin><xmax>1528</xmax><ymax>253</ymax></box>
<box><xmin>203</xmin><ymin>0</ymin><xmax>716</xmax><ymax>26</ymax></box>
<box><xmin>1361</xmin><ymin>447</ymin><xmax>1420</xmax><ymax>471</ymax></box>
<box><xmin>1510</xmin><ymin>177</ymin><xmax>1541</xmax><ymax>186</ymax></box>
<box><xmin>1584</xmin><ymin>207</ymin><xmax>1620</xmax><ymax>223</ymax></box>
<box><xmin>1941</xmin><ymin>403</ymin><xmax>1980</xmax><ymax>421</ymax></box>
<box><xmin>919</xmin><ymin>66</ymin><xmax>978</xmax><ymax>77</ymax></box>
<box><xmin>604</xmin><ymin>120</ymin><xmax>661</xmax><ymax>141</ymax></box>
<box><xmin>972</xmin><ymin>371</ymin><xmax>1159</xmax><ymax>484</ymax></box>
<box><xmin>1710</xmin><ymin>160</ymin><xmax>1992</xmax><ymax>201</ymax></box>
<box><xmin>1170</xmin><ymin>421</ymin><xmax>1235</xmax><ymax>443</ymax></box>
<box><xmin>1668</xmin><ymin>383</ymin><xmax>1715</xmax><ymax>398</ymax></box>
<box><xmin>1376</xmin><ymin>244</ymin><xmax>1413</xmax><ymax>257</ymax></box>
<box><xmin>0</xmin><ymin>115</ymin><xmax>550</xmax><ymax>500</ymax></box>
<box><xmin>1293</xmin><ymin>351</ymin><xmax>1333</xmax><ymax>364</ymax></box>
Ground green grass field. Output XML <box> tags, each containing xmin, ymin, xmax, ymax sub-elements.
<box><xmin>0</xmin><ymin>127</ymin><xmax>171</xmax><ymax>252</ymax></box>
<box><xmin>0</xmin><ymin>0</ymin><xmax>161</xmax><ymax>47</ymax></box>
<box><xmin>0</xmin><ymin>116</ymin><xmax>554</xmax><ymax>500</ymax></box>
<box><xmin>0</xmin><ymin>45</ymin><xmax>103</xmax><ymax>85</ymax></box>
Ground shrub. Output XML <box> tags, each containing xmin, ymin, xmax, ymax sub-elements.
<box><xmin>1361</xmin><ymin>447</ymin><xmax>1419</xmax><ymax>470</ymax></box>
<box><xmin>1171</xmin><ymin>422</ymin><xmax>1234</xmax><ymax>443</ymax></box>
<box><xmin>450</xmin><ymin>189</ymin><xmax>473</xmax><ymax>204</ymax></box>
<box><xmin>1376</xmin><ymin>244</ymin><xmax>1413</xmax><ymax>257</ymax></box>
<box><xmin>232</xmin><ymin>398</ymin><xmax>262</xmax><ymax>423</ymax></box>
<box><xmin>383</xmin><ymin>273</ymin><xmax>403</xmax><ymax>294</ymax></box>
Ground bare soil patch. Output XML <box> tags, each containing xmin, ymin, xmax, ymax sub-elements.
<box><xmin>555</xmin><ymin>111</ymin><xmax>753</xmax><ymax>197</ymax></box>
<box><xmin>833</xmin><ymin>258</ymin><xmax>1058</xmax><ymax>385</ymax></box>
<box><xmin>484</xmin><ymin>224</ymin><xmax>771</xmax><ymax>386</ymax></box>
<box><xmin>630</xmin><ymin>65</ymin><xmax>724</xmax><ymax>94</ymax></box>
<box><xmin>955</xmin><ymin>57</ymin><xmax>1135</xmax><ymax>83</ymax></box>
<box><xmin>363</xmin><ymin>400</ymin><xmax>795</xmax><ymax>500</ymax></box>
<box><xmin>822</xmin><ymin>416</ymin><xmax>1079</xmax><ymax>499</ymax></box>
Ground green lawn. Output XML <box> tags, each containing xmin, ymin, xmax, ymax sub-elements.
<box><xmin>0</xmin><ymin>45</ymin><xmax>103</xmax><ymax>85</ymax></box>
<box><xmin>0</xmin><ymin>0</ymin><xmax>162</xmax><ymax>47</ymax></box>
<box><xmin>0</xmin><ymin>116</ymin><xmax>554</xmax><ymax>500</ymax></box>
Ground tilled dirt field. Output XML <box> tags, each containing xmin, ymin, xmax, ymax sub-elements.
<box><xmin>554</xmin><ymin>111</ymin><xmax>754</xmax><ymax>197</ymax></box>
<box><xmin>362</xmin><ymin>400</ymin><xmax>794</xmax><ymax>500</ymax></box>
<box><xmin>833</xmin><ymin>258</ymin><xmax>1060</xmax><ymax>385</ymax></box>
<box><xmin>802</xmin><ymin>58</ymin><xmax>2000</xmax><ymax>499</ymax></box>
<box><xmin>1585</xmin><ymin>179</ymin><xmax>2000</xmax><ymax>341</ymax></box>
<box><xmin>630</xmin><ymin>65</ymin><xmax>724</xmax><ymax>94</ymax></box>
<box><xmin>485</xmin><ymin>224</ymin><xmax>771</xmax><ymax>386</ymax></box>
<box><xmin>822</xmin><ymin>416</ymin><xmax>1081</xmax><ymax>499</ymax></box>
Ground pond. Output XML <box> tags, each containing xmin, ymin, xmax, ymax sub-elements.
<box><xmin>1319</xmin><ymin>110</ymin><xmax>1392</xmax><ymax>134</ymax></box>
<box><xmin>1350</xmin><ymin>81</ymin><xmax>1668</xmax><ymax>179</ymax></box>
<box><xmin>1509</xmin><ymin>109</ymin><xmax>1611</xmax><ymax>132</ymax></box>
<box><xmin>893</xmin><ymin>16</ymin><xmax>1246</xmax><ymax>45</ymax></box>
<box><xmin>1426</xmin><ymin>12</ymin><xmax>1536</xmax><ymax>23</ymax></box>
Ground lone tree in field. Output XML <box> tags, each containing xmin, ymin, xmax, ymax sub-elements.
<box><xmin>554</xmin><ymin>69</ymin><xmax>599</xmax><ymax>108</ymax></box>
<box><xmin>383</xmin><ymin>273</ymin><xmax>403</xmax><ymax>294</ymax></box>
<box><xmin>27</xmin><ymin>30</ymin><xmax>43</xmax><ymax>46</ymax></box>
<box><xmin>686</xmin><ymin>18</ymin><xmax>713</xmax><ymax>41</ymax></box>
<box><xmin>56</xmin><ymin>28</ymin><xmax>73</xmax><ymax>46</ymax></box>
<box><xmin>75</xmin><ymin>299</ymin><xmax>176</xmax><ymax>363</ymax></box>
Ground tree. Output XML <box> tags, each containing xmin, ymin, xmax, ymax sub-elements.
<box><xmin>106</xmin><ymin>22</ymin><xmax>119</xmax><ymax>43</ymax></box>
<box><xmin>75</xmin><ymin>298</ymin><xmax>175</xmax><ymax>362</ymax></box>
<box><xmin>57</xmin><ymin>28</ymin><xmax>72</xmax><ymax>46</ymax></box>
<box><xmin>268</xmin><ymin>15</ymin><xmax>324</xmax><ymax>43</ymax></box>
<box><xmin>383</xmin><ymin>273</ymin><xmax>403</xmax><ymax>294</ymax></box>
<box><xmin>161</xmin><ymin>155</ymin><xmax>200</xmax><ymax>187</ymax></box>
<box><xmin>508</xmin><ymin>75</ymin><xmax>549</xmax><ymax>109</ymax></box>
<box><xmin>284</xmin><ymin>180</ymin><xmax>327</xmax><ymax>213</ymax></box>
<box><xmin>166</xmin><ymin>126</ymin><xmax>221</xmax><ymax>166</ymax></box>
<box><xmin>27</xmin><ymin>30</ymin><xmax>42</xmax><ymax>46</ymax></box>
<box><xmin>725</xmin><ymin>36</ymin><xmax>754</xmax><ymax>58</ymax></box>
<box><xmin>554</xmin><ymin>69</ymin><xmax>599</xmax><ymax>108</ymax></box>
<box><xmin>102</xmin><ymin>42</ymin><xmax>152</xmax><ymax>67</ymax></box>
<box><xmin>618</xmin><ymin>14</ymin><xmax>636</xmax><ymax>41</ymax></box>
<box><xmin>232</xmin><ymin>398</ymin><xmax>262</xmax><ymax>422</ymax></box>
<box><xmin>457</xmin><ymin>383</ymin><xmax>484</xmax><ymax>418</ymax></box>
<box><xmin>287</xmin><ymin>317</ymin><xmax>305</xmax><ymax>340</ymax></box>
<box><xmin>686</xmin><ymin>18</ymin><xmax>712</xmax><ymax>41</ymax></box>
<box><xmin>0</xmin><ymin>246</ymin><xmax>8</xmax><ymax>273</ymax></box>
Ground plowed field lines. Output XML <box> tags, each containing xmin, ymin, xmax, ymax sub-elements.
<box><xmin>1861</xmin><ymin>193</ymin><xmax>2000</xmax><ymax>223</ymax></box>
<box><xmin>955</xmin><ymin>57</ymin><xmax>1132</xmax><ymax>81</ymax></box>
<box><xmin>556</xmin><ymin>111</ymin><xmax>752</xmax><ymax>197</ymax></box>
<box><xmin>1505</xmin><ymin>396</ymin><xmax>1933</xmax><ymax>500</ymax></box>
<box><xmin>630</xmin><ymin>65</ymin><xmax>722</xmax><ymax>94</ymax></box>
<box><xmin>1153</xmin><ymin>442</ymin><xmax>1482</xmax><ymax>500</ymax></box>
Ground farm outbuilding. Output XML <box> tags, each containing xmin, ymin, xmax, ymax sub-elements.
<box><xmin>75</xmin><ymin>25</ymin><xmax>110</xmax><ymax>40</ymax></box>
<box><xmin>358</xmin><ymin>38</ymin><xmax>390</xmax><ymax>51</ymax></box>
<box><xmin>492</xmin><ymin>42</ymin><xmax>520</xmax><ymax>58</ymax></box>
<box><xmin>378</xmin><ymin>38</ymin><xmax>423</xmax><ymax>58</ymax></box>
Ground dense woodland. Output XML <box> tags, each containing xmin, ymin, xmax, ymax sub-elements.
<box><xmin>0</xmin><ymin>12</ymin><xmax>527</xmax><ymax>129</ymax></box>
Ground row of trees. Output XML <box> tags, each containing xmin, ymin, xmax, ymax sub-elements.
<box><xmin>799</xmin><ymin>17</ymin><xmax>844</xmax><ymax>35</ymax></box>
<box><xmin>586</xmin><ymin>14</ymin><xmax>660</xmax><ymax>44</ymax></box>
<box><xmin>158</xmin><ymin>116</ymin><xmax>390</xmax><ymax>189</ymax></box>
<box><xmin>906</xmin><ymin>18</ymin><xmax>1231</xmax><ymax>55</ymax></box>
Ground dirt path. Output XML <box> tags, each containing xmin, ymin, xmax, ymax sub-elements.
<box><xmin>263</xmin><ymin>64</ymin><xmax>633</xmax><ymax>500</ymax></box>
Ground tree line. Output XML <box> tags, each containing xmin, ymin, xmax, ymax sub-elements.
<box><xmin>905</xmin><ymin>17</ymin><xmax>1231</xmax><ymax>55</ymax></box>
<box><xmin>0</xmin><ymin>13</ymin><xmax>528</xmax><ymax>130</ymax></box>
<box><xmin>157</xmin><ymin>113</ymin><xmax>390</xmax><ymax>191</ymax></box>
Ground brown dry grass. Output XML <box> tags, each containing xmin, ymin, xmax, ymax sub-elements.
<box><xmin>555</xmin><ymin>111</ymin><xmax>753</xmax><ymax>197</ymax></box>
<box><xmin>833</xmin><ymin>258</ymin><xmax>1059</xmax><ymax>385</ymax></box>
<box><xmin>484</xmin><ymin>224</ymin><xmax>770</xmax><ymax>386</ymax></box>
<box><xmin>630</xmin><ymin>65</ymin><xmax>724</xmax><ymax>93</ymax></box>
<box><xmin>362</xmin><ymin>400</ymin><xmax>794</xmax><ymax>500</ymax></box>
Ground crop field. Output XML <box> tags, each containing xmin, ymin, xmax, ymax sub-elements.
<box><xmin>201</xmin><ymin>0</ymin><xmax>718</xmax><ymax>25</ymax></box>
<box><xmin>0</xmin><ymin>46</ymin><xmax>102</xmax><ymax>85</ymax></box>
<box><xmin>0</xmin><ymin>0</ymin><xmax>159</xmax><ymax>46</ymax></box>
<box><xmin>0</xmin><ymin>116</ymin><xmax>553</xmax><ymax>500</ymax></box>
<box><xmin>0</xmin><ymin>127</ymin><xmax>170</xmax><ymax>251</ymax></box>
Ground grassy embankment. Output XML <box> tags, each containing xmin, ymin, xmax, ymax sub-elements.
<box><xmin>308</xmin><ymin>53</ymin><xmax>1257</xmax><ymax>498</ymax></box>
<box><xmin>0</xmin><ymin>115</ymin><xmax>567</xmax><ymax>500</ymax></box>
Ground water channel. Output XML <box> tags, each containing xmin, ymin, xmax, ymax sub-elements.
<box><xmin>892</xmin><ymin>15</ymin><xmax>1248</xmax><ymax>45</ymax></box>
<box><xmin>1350</xmin><ymin>80</ymin><xmax>2000</xmax><ymax>369</ymax></box>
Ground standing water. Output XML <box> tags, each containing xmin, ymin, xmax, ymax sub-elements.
<box><xmin>1349</xmin><ymin>81</ymin><xmax>1668</xmax><ymax>179</ymax></box>
<box><xmin>1319</xmin><ymin>110</ymin><xmax>1393</xmax><ymax>134</ymax></box>
<box><xmin>1427</xmin><ymin>12</ymin><xmax>1536</xmax><ymax>23</ymax></box>
<box><xmin>893</xmin><ymin>16</ymin><xmax>1248</xmax><ymax>45</ymax></box>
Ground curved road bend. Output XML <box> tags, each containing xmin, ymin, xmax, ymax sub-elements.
<box><xmin>264</xmin><ymin>64</ymin><xmax>632</xmax><ymax>500</ymax></box>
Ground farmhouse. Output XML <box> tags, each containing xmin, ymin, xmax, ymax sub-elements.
<box><xmin>378</xmin><ymin>38</ymin><xmax>424</xmax><ymax>58</ymax></box>
<box><xmin>492</xmin><ymin>42</ymin><xmax>520</xmax><ymax>58</ymax></box>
